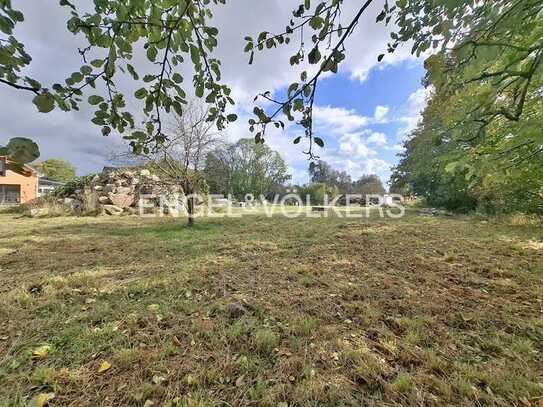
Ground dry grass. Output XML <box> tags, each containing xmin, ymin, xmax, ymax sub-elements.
<box><xmin>0</xmin><ymin>210</ymin><xmax>542</xmax><ymax>406</ymax></box>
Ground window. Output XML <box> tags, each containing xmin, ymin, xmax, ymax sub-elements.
<box><xmin>0</xmin><ymin>185</ymin><xmax>20</xmax><ymax>204</ymax></box>
<box><xmin>0</xmin><ymin>157</ymin><xmax>5</xmax><ymax>177</ymax></box>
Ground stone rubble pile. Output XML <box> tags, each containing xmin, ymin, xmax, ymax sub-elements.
<box><xmin>60</xmin><ymin>168</ymin><xmax>184</xmax><ymax>216</ymax></box>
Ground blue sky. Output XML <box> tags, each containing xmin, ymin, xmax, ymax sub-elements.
<box><xmin>258</xmin><ymin>60</ymin><xmax>427</xmax><ymax>187</ymax></box>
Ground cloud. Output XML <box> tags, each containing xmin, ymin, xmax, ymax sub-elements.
<box><xmin>396</xmin><ymin>87</ymin><xmax>432</xmax><ymax>139</ymax></box>
<box><xmin>0</xmin><ymin>0</ymin><xmax>420</xmax><ymax>178</ymax></box>
<box><xmin>367</xmin><ymin>131</ymin><xmax>387</xmax><ymax>146</ymax></box>
<box><xmin>338</xmin><ymin>132</ymin><xmax>376</xmax><ymax>157</ymax></box>
<box><xmin>374</xmin><ymin>105</ymin><xmax>390</xmax><ymax>123</ymax></box>
<box><xmin>313</xmin><ymin>106</ymin><xmax>370</xmax><ymax>134</ymax></box>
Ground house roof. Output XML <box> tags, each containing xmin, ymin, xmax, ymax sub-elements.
<box><xmin>0</xmin><ymin>156</ymin><xmax>38</xmax><ymax>176</ymax></box>
<box><xmin>38</xmin><ymin>178</ymin><xmax>66</xmax><ymax>187</ymax></box>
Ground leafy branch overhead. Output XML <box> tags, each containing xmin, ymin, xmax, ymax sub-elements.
<box><xmin>0</xmin><ymin>0</ymin><xmax>542</xmax><ymax>163</ymax></box>
<box><xmin>245</xmin><ymin>0</ymin><xmax>543</xmax><ymax>158</ymax></box>
<box><xmin>1</xmin><ymin>0</ymin><xmax>234</xmax><ymax>155</ymax></box>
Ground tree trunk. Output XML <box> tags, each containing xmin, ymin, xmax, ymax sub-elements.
<box><xmin>186</xmin><ymin>186</ymin><xmax>195</xmax><ymax>228</ymax></box>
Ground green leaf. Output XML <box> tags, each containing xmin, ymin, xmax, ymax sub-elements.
<box><xmin>190</xmin><ymin>45</ymin><xmax>200</xmax><ymax>66</ymax></box>
<box><xmin>314</xmin><ymin>137</ymin><xmax>324</xmax><ymax>147</ymax></box>
<box><xmin>293</xmin><ymin>136</ymin><xmax>301</xmax><ymax>144</ymax></box>
<box><xmin>135</xmin><ymin>88</ymin><xmax>147</xmax><ymax>99</ymax></box>
<box><xmin>172</xmin><ymin>73</ymin><xmax>183</xmax><ymax>83</ymax></box>
<box><xmin>127</xmin><ymin>64</ymin><xmax>139</xmax><ymax>80</ymax></box>
<box><xmin>227</xmin><ymin>114</ymin><xmax>238</xmax><ymax>122</ymax></box>
<box><xmin>308</xmin><ymin>46</ymin><xmax>321</xmax><ymax>64</ymax></box>
<box><xmin>80</xmin><ymin>65</ymin><xmax>92</xmax><ymax>75</ymax></box>
<box><xmin>88</xmin><ymin>95</ymin><xmax>104</xmax><ymax>105</ymax></box>
<box><xmin>309</xmin><ymin>16</ymin><xmax>323</xmax><ymax>30</ymax></box>
<box><xmin>445</xmin><ymin>162</ymin><xmax>458</xmax><ymax>173</ymax></box>
<box><xmin>90</xmin><ymin>59</ymin><xmax>104</xmax><ymax>68</ymax></box>
<box><xmin>147</xmin><ymin>46</ymin><xmax>158</xmax><ymax>62</ymax></box>
<box><xmin>33</xmin><ymin>93</ymin><xmax>55</xmax><ymax>113</ymax></box>
<box><xmin>195</xmin><ymin>83</ymin><xmax>204</xmax><ymax>98</ymax></box>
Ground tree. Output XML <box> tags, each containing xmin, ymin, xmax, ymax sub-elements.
<box><xmin>309</xmin><ymin>160</ymin><xmax>352</xmax><ymax>193</ymax></box>
<box><xmin>300</xmin><ymin>182</ymin><xmax>338</xmax><ymax>206</ymax></box>
<box><xmin>142</xmin><ymin>102</ymin><xmax>221</xmax><ymax>227</ymax></box>
<box><xmin>204</xmin><ymin>138</ymin><xmax>291</xmax><ymax>200</ymax></box>
<box><xmin>352</xmin><ymin>174</ymin><xmax>385</xmax><ymax>196</ymax></box>
<box><xmin>3</xmin><ymin>1</ymin><xmax>538</xmax><ymax>163</ymax></box>
<box><xmin>389</xmin><ymin>41</ymin><xmax>543</xmax><ymax>213</ymax></box>
<box><xmin>309</xmin><ymin>160</ymin><xmax>334</xmax><ymax>184</ymax></box>
<box><xmin>0</xmin><ymin>137</ymin><xmax>40</xmax><ymax>175</ymax></box>
<box><xmin>34</xmin><ymin>159</ymin><xmax>76</xmax><ymax>182</ymax></box>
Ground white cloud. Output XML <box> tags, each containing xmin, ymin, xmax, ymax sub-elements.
<box><xmin>367</xmin><ymin>131</ymin><xmax>387</xmax><ymax>146</ymax></box>
<box><xmin>338</xmin><ymin>133</ymin><xmax>376</xmax><ymax>157</ymax></box>
<box><xmin>374</xmin><ymin>105</ymin><xmax>390</xmax><ymax>123</ymax></box>
<box><xmin>396</xmin><ymin>87</ymin><xmax>432</xmax><ymax>139</ymax></box>
<box><xmin>313</xmin><ymin>106</ymin><xmax>370</xmax><ymax>134</ymax></box>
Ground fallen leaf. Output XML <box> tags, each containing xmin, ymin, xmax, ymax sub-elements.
<box><xmin>152</xmin><ymin>375</ymin><xmax>166</xmax><ymax>385</ymax></box>
<box><xmin>97</xmin><ymin>360</ymin><xmax>112</xmax><ymax>373</ymax></box>
<box><xmin>28</xmin><ymin>392</ymin><xmax>55</xmax><ymax>407</ymax></box>
<box><xmin>172</xmin><ymin>336</ymin><xmax>182</xmax><ymax>347</ymax></box>
<box><xmin>32</xmin><ymin>345</ymin><xmax>51</xmax><ymax>360</ymax></box>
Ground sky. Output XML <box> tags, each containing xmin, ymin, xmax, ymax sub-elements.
<box><xmin>0</xmin><ymin>0</ymin><xmax>429</xmax><ymax>187</ymax></box>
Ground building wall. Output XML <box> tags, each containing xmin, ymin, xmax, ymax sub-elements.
<box><xmin>0</xmin><ymin>167</ymin><xmax>38</xmax><ymax>204</ymax></box>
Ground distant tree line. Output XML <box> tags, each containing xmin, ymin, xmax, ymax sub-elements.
<box><xmin>294</xmin><ymin>160</ymin><xmax>386</xmax><ymax>205</ymax></box>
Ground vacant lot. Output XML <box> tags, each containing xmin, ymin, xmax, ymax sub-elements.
<box><xmin>0</xmin><ymin>211</ymin><xmax>542</xmax><ymax>406</ymax></box>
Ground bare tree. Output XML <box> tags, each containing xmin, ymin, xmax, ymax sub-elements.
<box><xmin>144</xmin><ymin>101</ymin><xmax>222</xmax><ymax>227</ymax></box>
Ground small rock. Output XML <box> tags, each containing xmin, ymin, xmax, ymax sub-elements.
<box><xmin>93</xmin><ymin>185</ymin><xmax>103</xmax><ymax>191</ymax></box>
<box><xmin>28</xmin><ymin>208</ymin><xmax>48</xmax><ymax>217</ymax></box>
<box><xmin>125</xmin><ymin>207</ymin><xmax>138</xmax><ymax>215</ymax></box>
<box><xmin>140</xmin><ymin>169</ymin><xmax>151</xmax><ymax>177</ymax></box>
<box><xmin>108</xmin><ymin>193</ymin><xmax>134</xmax><ymax>208</ymax></box>
<box><xmin>104</xmin><ymin>184</ymin><xmax>116</xmax><ymax>193</ymax></box>
<box><xmin>103</xmin><ymin>205</ymin><xmax>123</xmax><ymax>215</ymax></box>
<box><xmin>226</xmin><ymin>302</ymin><xmax>247</xmax><ymax>319</ymax></box>
<box><xmin>116</xmin><ymin>186</ymin><xmax>133</xmax><ymax>195</ymax></box>
<box><xmin>98</xmin><ymin>195</ymin><xmax>111</xmax><ymax>204</ymax></box>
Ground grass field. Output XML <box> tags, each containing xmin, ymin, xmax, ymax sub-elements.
<box><xmin>0</xmin><ymin>210</ymin><xmax>542</xmax><ymax>406</ymax></box>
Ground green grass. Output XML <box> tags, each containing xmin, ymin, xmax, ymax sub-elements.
<box><xmin>0</xmin><ymin>210</ymin><xmax>542</xmax><ymax>406</ymax></box>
